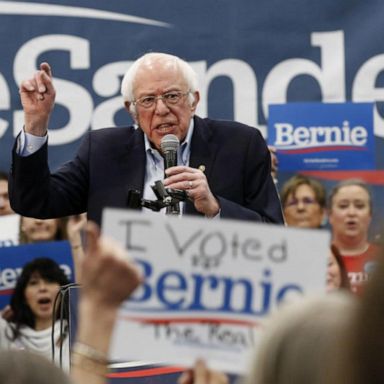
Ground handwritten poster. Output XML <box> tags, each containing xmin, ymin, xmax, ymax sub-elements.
<box><xmin>102</xmin><ymin>208</ymin><xmax>330</xmax><ymax>374</ymax></box>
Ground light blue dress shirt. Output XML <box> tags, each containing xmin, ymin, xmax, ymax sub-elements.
<box><xmin>143</xmin><ymin>120</ymin><xmax>194</xmax><ymax>214</ymax></box>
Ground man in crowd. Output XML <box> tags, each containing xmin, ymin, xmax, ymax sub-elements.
<box><xmin>9</xmin><ymin>52</ymin><xmax>284</xmax><ymax>226</ymax></box>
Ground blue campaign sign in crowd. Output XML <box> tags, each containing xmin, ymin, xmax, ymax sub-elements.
<box><xmin>268</xmin><ymin>102</ymin><xmax>376</xmax><ymax>171</ymax></box>
<box><xmin>0</xmin><ymin>241</ymin><xmax>74</xmax><ymax>309</ymax></box>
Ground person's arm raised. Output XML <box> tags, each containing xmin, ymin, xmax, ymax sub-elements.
<box><xmin>71</xmin><ymin>222</ymin><xmax>142</xmax><ymax>384</ymax></box>
<box><xmin>19</xmin><ymin>62</ymin><xmax>55</xmax><ymax>136</ymax></box>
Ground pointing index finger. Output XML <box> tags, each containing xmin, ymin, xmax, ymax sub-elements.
<box><xmin>36</xmin><ymin>62</ymin><xmax>55</xmax><ymax>96</ymax></box>
<box><xmin>40</xmin><ymin>62</ymin><xmax>52</xmax><ymax>78</ymax></box>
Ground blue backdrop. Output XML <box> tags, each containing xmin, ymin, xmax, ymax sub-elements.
<box><xmin>1</xmin><ymin>1</ymin><xmax>384</xmax><ymax>170</ymax></box>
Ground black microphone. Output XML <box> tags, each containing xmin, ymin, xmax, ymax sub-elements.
<box><xmin>160</xmin><ymin>134</ymin><xmax>180</xmax><ymax>215</ymax></box>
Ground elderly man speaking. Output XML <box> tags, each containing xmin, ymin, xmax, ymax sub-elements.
<box><xmin>9</xmin><ymin>52</ymin><xmax>284</xmax><ymax>226</ymax></box>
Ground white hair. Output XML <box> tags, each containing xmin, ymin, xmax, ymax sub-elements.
<box><xmin>120</xmin><ymin>52</ymin><xmax>198</xmax><ymax>115</ymax></box>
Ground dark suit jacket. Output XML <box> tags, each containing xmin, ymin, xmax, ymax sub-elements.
<box><xmin>9</xmin><ymin>116</ymin><xmax>284</xmax><ymax>226</ymax></box>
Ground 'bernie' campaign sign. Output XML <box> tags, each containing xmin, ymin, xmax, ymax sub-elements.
<box><xmin>268</xmin><ymin>102</ymin><xmax>375</xmax><ymax>171</ymax></box>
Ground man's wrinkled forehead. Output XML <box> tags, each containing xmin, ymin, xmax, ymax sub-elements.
<box><xmin>133</xmin><ymin>58</ymin><xmax>182</xmax><ymax>89</ymax></box>
<box><xmin>140</xmin><ymin>55</ymin><xmax>178</xmax><ymax>71</ymax></box>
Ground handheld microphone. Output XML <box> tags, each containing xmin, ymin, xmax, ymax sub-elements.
<box><xmin>160</xmin><ymin>134</ymin><xmax>179</xmax><ymax>172</ymax></box>
<box><xmin>160</xmin><ymin>134</ymin><xmax>180</xmax><ymax>215</ymax></box>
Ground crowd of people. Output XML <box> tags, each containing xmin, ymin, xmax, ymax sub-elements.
<box><xmin>0</xmin><ymin>51</ymin><xmax>382</xmax><ymax>383</ymax></box>
<box><xmin>0</xmin><ymin>222</ymin><xmax>142</xmax><ymax>384</ymax></box>
<box><xmin>0</xmin><ymin>172</ymin><xmax>87</xmax><ymax>372</ymax></box>
<box><xmin>280</xmin><ymin>174</ymin><xmax>380</xmax><ymax>294</ymax></box>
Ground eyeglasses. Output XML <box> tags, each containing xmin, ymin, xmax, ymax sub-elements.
<box><xmin>285</xmin><ymin>197</ymin><xmax>318</xmax><ymax>208</ymax></box>
<box><xmin>133</xmin><ymin>91</ymin><xmax>190</xmax><ymax>109</ymax></box>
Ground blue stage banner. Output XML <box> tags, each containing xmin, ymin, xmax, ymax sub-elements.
<box><xmin>1</xmin><ymin>0</ymin><xmax>384</xmax><ymax>173</ymax></box>
<box><xmin>0</xmin><ymin>241</ymin><xmax>75</xmax><ymax>309</ymax></box>
<box><xmin>268</xmin><ymin>102</ymin><xmax>375</xmax><ymax>171</ymax></box>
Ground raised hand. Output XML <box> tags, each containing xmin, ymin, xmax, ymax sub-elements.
<box><xmin>66</xmin><ymin>214</ymin><xmax>87</xmax><ymax>283</ymax></box>
<box><xmin>72</xmin><ymin>222</ymin><xmax>142</xmax><ymax>384</ymax></box>
<box><xmin>80</xmin><ymin>222</ymin><xmax>142</xmax><ymax>309</ymax></box>
<box><xmin>19</xmin><ymin>62</ymin><xmax>56</xmax><ymax>136</ymax></box>
<box><xmin>66</xmin><ymin>214</ymin><xmax>87</xmax><ymax>247</ymax></box>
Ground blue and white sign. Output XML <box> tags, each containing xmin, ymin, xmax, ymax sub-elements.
<box><xmin>268</xmin><ymin>103</ymin><xmax>375</xmax><ymax>171</ymax></box>
<box><xmin>102</xmin><ymin>208</ymin><xmax>329</xmax><ymax>374</ymax></box>
<box><xmin>0</xmin><ymin>241</ymin><xmax>75</xmax><ymax>309</ymax></box>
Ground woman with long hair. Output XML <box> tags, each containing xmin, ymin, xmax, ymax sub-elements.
<box><xmin>0</xmin><ymin>257</ymin><xmax>70</xmax><ymax>369</ymax></box>
<box><xmin>327</xmin><ymin>244</ymin><xmax>351</xmax><ymax>292</ymax></box>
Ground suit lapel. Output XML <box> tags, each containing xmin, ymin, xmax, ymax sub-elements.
<box><xmin>119</xmin><ymin>128</ymin><xmax>146</xmax><ymax>196</ymax></box>
<box><xmin>186</xmin><ymin>116</ymin><xmax>218</xmax><ymax>215</ymax></box>
<box><xmin>189</xmin><ymin>116</ymin><xmax>217</xmax><ymax>178</ymax></box>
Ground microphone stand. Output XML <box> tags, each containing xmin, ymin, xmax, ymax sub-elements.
<box><xmin>127</xmin><ymin>181</ymin><xmax>187</xmax><ymax>213</ymax></box>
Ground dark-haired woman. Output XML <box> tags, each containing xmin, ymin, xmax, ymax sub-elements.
<box><xmin>0</xmin><ymin>258</ymin><xmax>70</xmax><ymax>370</ymax></box>
<box><xmin>327</xmin><ymin>244</ymin><xmax>351</xmax><ymax>292</ymax></box>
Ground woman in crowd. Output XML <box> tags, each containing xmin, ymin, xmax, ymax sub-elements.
<box><xmin>19</xmin><ymin>214</ymin><xmax>86</xmax><ymax>281</ymax></box>
<box><xmin>0</xmin><ymin>213</ymin><xmax>88</xmax><ymax>365</ymax></box>
<box><xmin>327</xmin><ymin>244</ymin><xmax>350</xmax><ymax>292</ymax></box>
<box><xmin>0</xmin><ymin>222</ymin><xmax>142</xmax><ymax>384</ymax></box>
<box><xmin>335</xmin><ymin>241</ymin><xmax>384</xmax><ymax>384</ymax></box>
<box><xmin>0</xmin><ymin>257</ymin><xmax>70</xmax><ymax>369</ymax></box>
<box><xmin>280</xmin><ymin>174</ymin><xmax>326</xmax><ymax>228</ymax></box>
<box><xmin>328</xmin><ymin>179</ymin><xmax>379</xmax><ymax>295</ymax></box>
<box><xmin>19</xmin><ymin>217</ymin><xmax>66</xmax><ymax>244</ymax></box>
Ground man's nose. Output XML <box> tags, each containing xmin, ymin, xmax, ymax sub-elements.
<box><xmin>154</xmin><ymin>97</ymin><xmax>170</xmax><ymax>114</ymax></box>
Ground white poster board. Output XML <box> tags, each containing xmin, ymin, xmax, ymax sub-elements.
<box><xmin>0</xmin><ymin>214</ymin><xmax>20</xmax><ymax>247</ymax></box>
<box><xmin>102</xmin><ymin>208</ymin><xmax>330</xmax><ymax>374</ymax></box>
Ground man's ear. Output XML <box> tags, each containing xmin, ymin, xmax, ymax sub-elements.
<box><xmin>191</xmin><ymin>91</ymin><xmax>200</xmax><ymax>113</ymax></box>
<box><xmin>125</xmin><ymin>101</ymin><xmax>138</xmax><ymax>123</ymax></box>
